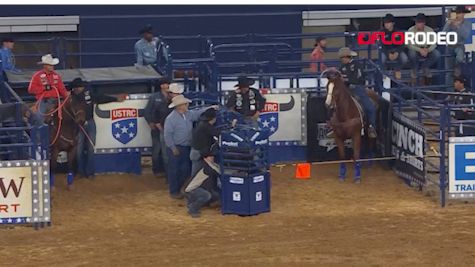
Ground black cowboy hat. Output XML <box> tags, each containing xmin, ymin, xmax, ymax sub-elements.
<box><xmin>454</xmin><ymin>76</ymin><xmax>467</xmax><ymax>84</ymax></box>
<box><xmin>70</xmin><ymin>77</ymin><xmax>86</xmax><ymax>89</ymax></box>
<box><xmin>2</xmin><ymin>37</ymin><xmax>14</xmax><ymax>43</ymax></box>
<box><xmin>200</xmin><ymin>108</ymin><xmax>217</xmax><ymax>121</ymax></box>
<box><xmin>454</xmin><ymin>5</ymin><xmax>471</xmax><ymax>14</ymax></box>
<box><xmin>414</xmin><ymin>13</ymin><xmax>426</xmax><ymax>22</ymax></box>
<box><xmin>235</xmin><ymin>75</ymin><xmax>255</xmax><ymax>88</ymax></box>
<box><xmin>315</xmin><ymin>36</ymin><xmax>326</xmax><ymax>43</ymax></box>
<box><xmin>139</xmin><ymin>24</ymin><xmax>153</xmax><ymax>34</ymax></box>
<box><xmin>383</xmin><ymin>13</ymin><xmax>395</xmax><ymax>23</ymax></box>
<box><xmin>157</xmin><ymin>77</ymin><xmax>171</xmax><ymax>86</ymax></box>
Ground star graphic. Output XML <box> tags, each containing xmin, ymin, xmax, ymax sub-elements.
<box><xmin>115</xmin><ymin>132</ymin><xmax>121</xmax><ymax>138</ymax></box>
<box><xmin>128</xmin><ymin>132</ymin><xmax>135</xmax><ymax>138</ymax></box>
<box><xmin>270</xmin><ymin>116</ymin><xmax>276</xmax><ymax>122</ymax></box>
<box><xmin>7</xmin><ymin>218</ymin><xmax>12</xmax><ymax>223</ymax></box>
<box><xmin>129</xmin><ymin>122</ymin><xmax>135</xmax><ymax>128</ymax></box>
<box><xmin>262</xmin><ymin>120</ymin><xmax>270</xmax><ymax>127</ymax></box>
<box><xmin>121</xmin><ymin>127</ymin><xmax>128</xmax><ymax>134</ymax></box>
<box><xmin>270</xmin><ymin>126</ymin><xmax>276</xmax><ymax>132</ymax></box>
<box><xmin>16</xmin><ymin>218</ymin><xmax>21</xmax><ymax>223</ymax></box>
<box><xmin>115</xmin><ymin>123</ymin><xmax>120</xmax><ymax>129</ymax></box>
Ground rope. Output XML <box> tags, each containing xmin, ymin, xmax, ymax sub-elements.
<box><xmin>62</xmin><ymin>108</ymin><xmax>95</xmax><ymax>149</ymax></box>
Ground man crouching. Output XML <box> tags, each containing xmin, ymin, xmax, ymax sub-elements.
<box><xmin>182</xmin><ymin>157</ymin><xmax>220</xmax><ymax>218</ymax></box>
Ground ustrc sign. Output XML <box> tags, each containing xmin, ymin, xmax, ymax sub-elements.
<box><xmin>357</xmin><ymin>31</ymin><xmax>458</xmax><ymax>45</ymax></box>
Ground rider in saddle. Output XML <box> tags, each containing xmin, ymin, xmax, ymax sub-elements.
<box><xmin>28</xmin><ymin>54</ymin><xmax>69</xmax><ymax>125</ymax></box>
<box><xmin>330</xmin><ymin>47</ymin><xmax>377</xmax><ymax>139</ymax></box>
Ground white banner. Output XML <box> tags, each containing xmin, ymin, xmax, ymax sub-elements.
<box><xmin>259</xmin><ymin>93</ymin><xmax>303</xmax><ymax>142</ymax></box>
<box><xmin>94</xmin><ymin>98</ymin><xmax>152</xmax><ymax>150</ymax></box>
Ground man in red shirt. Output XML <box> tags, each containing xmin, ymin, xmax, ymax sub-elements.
<box><xmin>28</xmin><ymin>54</ymin><xmax>69</xmax><ymax>123</ymax></box>
<box><xmin>310</xmin><ymin>36</ymin><xmax>327</xmax><ymax>72</ymax></box>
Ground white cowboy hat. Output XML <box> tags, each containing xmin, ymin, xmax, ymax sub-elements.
<box><xmin>168</xmin><ymin>94</ymin><xmax>191</xmax><ymax>108</ymax></box>
<box><xmin>337</xmin><ymin>47</ymin><xmax>358</xmax><ymax>58</ymax></box>
<box><xmin>168</xmin><ymin>83</ymin><xmax>184</xmax><ymax>94</ymax></box>
<box><xmin>38</xmin><ymin>54</ymin><xmax>59</xmax><ymax>65</ymax></box>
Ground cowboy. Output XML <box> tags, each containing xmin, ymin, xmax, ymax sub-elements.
<box><xmin>28</xmin><ymin>54</ymin><xmax>69</xmax><ymax>124</ymax></box>
<box><xmin>143</xmin><ymin>79</ymin><xmax>180</xmax><ymax>177</ymax></box>
<box><xmin>0</xmin><ymin>38</ymin><xmax>21</xmax><ymax>74</ymax></box>
<box><xmin>379</xmin><ymin>13</ymin><xmax>408</xmax><ymax>80</ymax></box>
<box><xmin>70</xmin><ymin>78</ymin><xmax>126</xmax><ymax>178</ymax></box>
<box><xmin>182</xmin><ymin>157</ymin><xmax>220</xmax><ymax>218</ymax></box>
<box><xmin>447</xmin><ymin>76</ymin><xmax>475</xmax><ymax>137</ymax></box>
<box><xmin>338</xmin><ymin>47</ymin><xmax>377</xmax><ymax>138</ymax></box>
<box><xmin>443</xmin><ymin>5</ymin><xmax>472</xmax><ymax>85</ymax></box>
<box><xmin>407</xmin><ymin>13</ymin><xmax>441</xmax><ymax>85</ymax></box>
<box><xmin>135</xmin><ymin>24</ymin><xmax>160</xmax><ymax>67</ymax></box>
<box><xmin>310</xmin><ymin>36</ymin><xmax>327</xmax><ymax>72</ymax></box>
<box><xmin>164</xmin><ymin>95</ymin><xmax>218</xmax><ymax>199</ymax></box>
<box><xmin>225</xmin><ymin>75</ymin><xmax>266</xmax><ymax>127</ymax></box>
<box><xmin>190</xmin><ymin>108</ymin><xmax>220</xmax><ymax>178</ymax></box>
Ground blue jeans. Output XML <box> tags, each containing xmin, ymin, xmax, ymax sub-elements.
<box><xmin>36</xmin><ymin>98</ymin><xmax>57</xmax><ymax>124</ymax></box>
<box><xmin>166</xmin><ymin>145</ymin><xmax>191</xmax><ymax>196</ymax></box>
<box><xmin>186</xmin><ymin>187</ymin><xmax>219</xmax><ymax>214</ymax></box>
<box><xmin>351</xmin><ymin>85</ymin><xmax>376</xmax><ymax>127</ymax></box>
<box><xmin>151</xmin><ymin>129</ymin><xmax>168</xmax><ymax>175</ymax></box>
<box><xmin>445</xmin><ymin>46</ymin><xmax>465</xmax><ymax>85</ymax></box>
<box><xmin>408</xmin><ymin>49</ymin><xmax>441</xmax><ymax>77</ymax></box>
<box><xmin>381</xmin><ymin>51</ymin><xmax>408</xmax><ymax>70</ymax></box>
<box><xmin>76</xmin><ymin>119</ymin><xmax>96</xmax><ymax>177</ymax></box>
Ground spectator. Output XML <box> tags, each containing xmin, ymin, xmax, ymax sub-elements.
<box><xmin>135</xmin><ymin>25</ymin><xmax>159</xmax><ymax>68</ymax></box>
<box><xmin>407</xmin><ymin>13</ymin><xmax>441</xmax><ymax>86</ymax></box>
<box><xmin>28</xmin><ymin>54</ymin><xmax>69</xmax><ymax>124</ymax></box>
<box><xmin>190</xmin><ymin>108</ymin><xmax>219</xmax><ymax>178</ymax></box>
<box><xmin>449</xmin><ymin>76</ymin><xmax>475</xmax><ymax>136</ymax></box>
<box><xmin>0</xmin><ymin>38</ymin><xmax>21</xmax><ymax>73</ymax></box>
<box><xmin>379</xmin><ymin>13</ymin><xmax>408</xmax><ymax>80</ymax></box>
<box><xmin>182</xmin><ymin>157</ymin><xmax>220</xmax><ymax>218</ymax></box>
<box><xmin>70</xmin><ymin>78</ymin><xmax>126</xmax><ymax>179</ymax></box>
<box><xmin>443</xmin><ymin>5</ymin><xmax>472</xmax><ymax>85</ymax></box>
<box><xmin>226</xmin><ymin>75</ymin><xmax>266</xmax><ymax>128</ymax></box>
<box><xmin>310</xmin><ymin>36</ymin><xmax>327</xmax><ymax>72</ymax></box>
<box><xmin>164</xmin><ymin>95</ymin><xmax>218</xmax><ymax>199</ymax></box>
<box><xmin>144</xmin><ymin>77</ymin><xmax>172</xmax><ymax>177</ymax></box>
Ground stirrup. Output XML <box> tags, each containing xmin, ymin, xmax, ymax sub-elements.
<box><xmin>326</xmin><ymin>129</ymin><xmax>335</xmax><ymax>138</ymax></box>
<box><xmin>368</xmin><ymin>126</ymin><xmax>377</xmax><ymax>138</ymax></box>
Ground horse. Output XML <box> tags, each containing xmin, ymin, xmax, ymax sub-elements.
<box><xmin>323</xmin><ymin>68</ymin><xmax>379</xmax><ymax>183</ymax></box>
<box><xmin>47</xmin><ymin>94</ymin><xmax>87</xmax><ymax>190</ymax></box>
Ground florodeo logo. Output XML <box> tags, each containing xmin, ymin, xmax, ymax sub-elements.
<box><xmin>357</xmin><ymin>31</ymin><xmax>458</xmax><ymax>46</ymax></box>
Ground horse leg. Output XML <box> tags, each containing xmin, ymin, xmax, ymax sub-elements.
<box><xmin>335</xmin><ymin>137</ymin><xmax>346</xmax><ymax>181</ymax></box>
<box><xmin>66</xmin><ymin>148</ymin><xmax>76</xmax><ymax>191</ymax></box>
<box><xmin>353</xmin><ymin>133</ymin><xmax>362</xmax><ymax>183</ymax></box>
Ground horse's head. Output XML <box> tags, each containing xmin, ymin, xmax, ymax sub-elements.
<box><xmin>66</xmin><ymin>94</ymin><xmax>87</xmax><ymax>126</ymax></box>
<box><xmin>322</xmin><ymin>68</ymin><xmax>345</xmax><ymax>109</ymax></box>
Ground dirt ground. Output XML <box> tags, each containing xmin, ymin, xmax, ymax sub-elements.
<box><xmin>1</xmin><ymin>163</ymin><xmax>475</xmax><ymax>267</ymax></box>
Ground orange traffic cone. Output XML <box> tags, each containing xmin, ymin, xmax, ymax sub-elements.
<box><xmin>295</xmin><ymin>163</ymin><xmax>311</xmax><ymax>179</ymax></box>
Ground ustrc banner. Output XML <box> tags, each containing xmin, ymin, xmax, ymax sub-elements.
<box><xmin>94</xmin><ymin>97</ymin><xmax>152</xmax><ymax>151</ymax></box>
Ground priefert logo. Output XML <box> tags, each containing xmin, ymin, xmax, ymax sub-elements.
<box><xmin>357</xmin><ymin>31</ymin><xmax>458</xmax><ymax>45</ymax></box>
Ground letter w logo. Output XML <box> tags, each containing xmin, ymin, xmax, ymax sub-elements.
<box><xmin>0</xmin><ymin>177</ymin><xmax>25</xmax><ymax>198</ymax></box>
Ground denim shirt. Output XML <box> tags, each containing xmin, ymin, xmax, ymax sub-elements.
<box><xmin>0</xmin><ymin>47</ymin><xmax>20</xmax><ymax>73</ymax></box>
<box><xmin>443</xmin><ymin>19</ymin><xmax>472</xmax><ymax>46</ymax></box>
<box><xmin>164</xmin><ymin>108</ymin><xmax>208</xmax><ymax>150</ymax></box>
<box><xmin>134</xmin><ymin>37</ymin><xmax>159</xmax><ymax>66</ymax></box>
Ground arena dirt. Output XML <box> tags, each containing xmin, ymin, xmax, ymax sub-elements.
<box><xmin>1</xmin><ymin>164</ymin><xmax>475</xmax><ymax>267</ymax></box>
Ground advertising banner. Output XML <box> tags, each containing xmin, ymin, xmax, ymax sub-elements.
<box><xmin>449</xmin><ymin>137</ymin><xmax>475</xmax><ymax>198</ymax></box>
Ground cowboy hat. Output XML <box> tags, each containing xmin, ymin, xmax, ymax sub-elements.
<box><xmin>168</xmin><ymin>83</ymin><xmax>184</xmax><ymax>94</ymax></box>
<box><xmin>157</xmin><ymin>77</ymin><xmax>171</xmax><ymax>87</ymax></box>
<box><xmin>414</xmin><ymin>13</ymin><xmax>426</xmax><ymax>22</ymax></box>
<box><xmin>168</xmin><ymin>94</ymin><xmax>191</xmax><ymax>108</ymax></box>
<box><xmin>234</xmin><ymin>75</ymin><xmax>255</xmax><ymax>88</ymax></box>
<box><xmin>454</xmin><ymin>5</ymin><xmax>471</xmax><ymax>14</ymax></box>
<box><xmin>70</xmin><ymin>77</ymin><xmax>86</xmax><ymax>89</ymax></box>
<box><xmin>139</xmin><ymin>24</ymin><xmax>153</xmax><ymax>34</ymax></box>
<box><xmin>38</xmin><ymin>54</ymin><xmax>59</xmax><ymax>65</ymax></box>
<box><xmin>338</xmin><ymin>47</ymin><xmax>357</xmax><ymax>58</ymax></box>
<box><xmin>383</xmin><ymin>13</ymin><xmax>395</xmax><ymax>23</ymax></box>
<box><xmin>199</xmin><ymin>108</ymin><xmax>217</xmax><ymax>121</ymax></box>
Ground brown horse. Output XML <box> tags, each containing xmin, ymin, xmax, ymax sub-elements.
<box><xmin>48</xmin><ymin>94</ymin><xmax>87</xmax><ymax>189</ymax></box>
<box><xmin>324</xmin><ymin>69</ymin><xmax>379</xmax><ymax>183</ymax></box>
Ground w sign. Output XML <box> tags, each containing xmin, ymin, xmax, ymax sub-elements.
<box><xmin>0</xmin><ymin>160</ymin><xmax>51</xmax><ymax>228</ymax></box>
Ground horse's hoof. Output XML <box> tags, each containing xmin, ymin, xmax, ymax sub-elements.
<box><xmin>354</xmin><ymin>178</ymin><xmax>361</xmax><ymax>184</ymax></box>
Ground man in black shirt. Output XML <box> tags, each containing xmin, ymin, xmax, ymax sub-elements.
<box><xmin>190</xmin><ymin>108</ymin><xmax>219</xmax><ymax>177</ymax></box>
<box><xmin>379</xmin><ymin>13</ymin><xmax>408</xmax><ymax>80</ymax></box>
<box><xmin>226</xmin><ymin>75</ymin><xmax>266</xmax><ymax>127</ymax></box>
<box><xmin>71</xmin><ymin>78</ymin><xmax>126</xmax><ymax>178</ymax></box>
<box><xmin>450</xmin><ymin>77</ymin><xmax>475</xmax><ymax>136</ymax></box>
